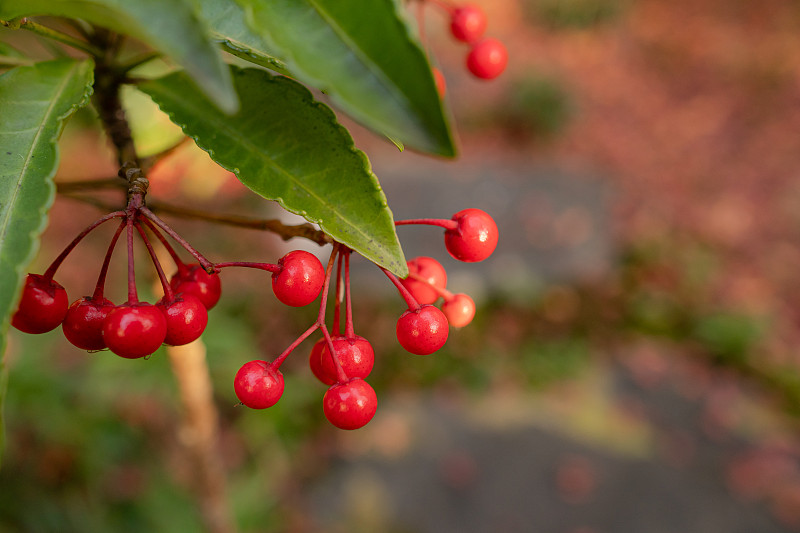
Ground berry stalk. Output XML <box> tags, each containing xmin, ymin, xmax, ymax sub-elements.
<box><xmin>91</xmin><ymin>219</ymin><xmax>126</xmax><ymax>301</ymax></box>
<box><xmin>395</xmin><ymin>217</ymin><xmax>458</xmax><ymax>230</ymax></box>
<box><xmin>382</xmin><ymin>267</ymin><xmax>422</xmax><ymax>310</ymax></box>
<box><xmin>42</xmin><ymin>210</ymin><xmax>125</xmax><ymax>280</ymax></box>
<box><xmin>135</xmin><ymin>221</ymin><xmax>174</xmax><ymax>302</ymax></box>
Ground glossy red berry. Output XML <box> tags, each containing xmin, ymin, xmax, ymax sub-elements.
<box><xmin>323</xmin><ymin>378</ymin><xmax>377</xmax><ymax>430</ymax></box>
<box><xmin>441</xmin><ymin>293</ymin><xmax>476</xmax><ymax>328</ymax></box>
<box><xmin>450</xmin><ymin>4</ymin><xmax>488</xmax><ymax>43</ymax></box>
<box><xmin>271</xmin><ymin>250</ymin><xmax>325</xmax><ymax>307</ymax></box>
<box><xmin>466</xmin><ymin>38</ymin><xmax>508</xmax><ymax>80</ymax></box>
<box><xmin>400</xmin><ymin>256</ymin><xmax>447</xmax><ymax>305</ymax></box>
<box><xmin>11</xmin><ymin>274</ymin><xmax>69</xmax><ymax>334</ymax></box>
<box><xmin>102</xmin><ymin>302</ymin><xmax>167</xmax><ymax>359</ymax></box>
<box><xmin>170</xmin><ymin>264</ymin><xmax>221</xmax><ymax>310</ymax></box>
<box><xmin>319</xmin><ymin>335</ymin><xmax>375</xmax><ymax>383</ymax></box>
<box><xmin>234</xmin><ymin>360</ymin><xmax>284</xmax><ymax>409</ymax></box>
<box><xmin>445</xmin><ymin>208</ymin><xmax>499</xmax><ymax>262</ymax></box>
<box><xmin>157</xmin><ymin>293</ymin><xmax>208</xmax><ymax>346</ymax></box>
<box><xmin>62</xmin><ymin>297</ymin><xmax>114</xmax><ymax>350</ymax></box>
<box><xmin>396</xmin><ymin>304</ymin><xmax>449</xmax><ymax>355</ymax></box>
<box><xmin>309</xmin><ymin>339</ymin><xmax>335</xmax><ymax>385</ymax></box>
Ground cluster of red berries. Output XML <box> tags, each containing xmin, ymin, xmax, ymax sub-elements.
<box><xmin>234</xmin><ymin>208</ymin><xmax>498</xmax><ymax>430</ymax></box>
<box><xmin>12</xmin><ymin>194</ymin><xmax>498</xmax><ymax>431</ymax></box>
<box><xmin>419</xmin><ymin>1</ymin><xmax>508</xmax><ymax>96</ymax></box>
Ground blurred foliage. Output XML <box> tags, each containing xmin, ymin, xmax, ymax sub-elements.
<box><xmin>497</xmin><ymin>75</ymin><xmax>574</xmax><ymax>140</ymax></box>
<box><xmin>523</xmin><ymin>0</ymin><xmax>628</xmax><ymax>29</ymax></box>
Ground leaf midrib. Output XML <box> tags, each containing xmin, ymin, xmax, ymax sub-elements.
<box><xmin>0</xmin><ymin>65</ymin><xmax>74</xmax><ymax>255</ymax></box>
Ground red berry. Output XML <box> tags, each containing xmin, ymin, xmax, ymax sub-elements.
<box><xmin>323</xmin><ymin>378</ymin><xmax>377</xmax><ymax>430</ymax></box>
<box><xmin>62</xmin><ymin>297</ymin><xmax>114</xmax><ymax>350</ymax></box>
<box><xmin>309</xmin><ymin>339</ymin><xmax>335</xmax><ymax>385</ymax></box>
<box><xmin>170</xmin><ymin>264</ymin><xmax>221</xmax><ymax>310</ymax></box>
<box><xmin>450</xmin><ymin>5</ymin><xmax>488</xmax><ymax>43</ymax></box>
<box><xmin>102</xmin><ymin>302</ymin><xmax>167</xmax><ymax>359</ymax></box>
<box><xmin>445</xmin><ymin>208</ymin><xmax>499</xmax><ymax>262</ymax></box>
<box><xmin>157</xmin><ymin>293</ymin><xmax>208</xmax><ymax>346</ymax></box>
<box><xmin>396</xmin><ymin>304</ymin><xmax>449</xmax><ymax>355</ymax></box>
<box><xmin>234</xmin><ymin>360</ymin><xmax>284</xmax><ymax>409</ymax></box>
<box><xmin>11</xmin><ymin>274</ymin><xmax>69</xmax><ymax>334</ymax></box>
<box><xmin>466</xmin><ymin>38</ymin><xmax>508</xmax><ymax>80</ymax></box>
<box><xmin>319</xmin><ymin>335</ymin><xmax>375</xmax><ymax>383</ymax></box>
<box><xmin>271</xmin><ymin>250</ymin><xmax>325</xmax><ymax>307</ymax></box>
<box><xmin>441</xmin><ymin>293</ymin><xmax>476</xmax><ymax>328</ymax></box>
<box><xmin>433</xmin><ymin>67</ymin><xmax>447</xmax><ymax>97</ymax></box>
<box><xmin>400</xmin><ymin>256</ymin><xmax>447</xmax><ymax>305</ymax></box>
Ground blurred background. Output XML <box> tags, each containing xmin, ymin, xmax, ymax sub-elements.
<box><xmin>4</xmin><ymin>0</ymin><xmax>800</xmax><ymax>531</ymax></box>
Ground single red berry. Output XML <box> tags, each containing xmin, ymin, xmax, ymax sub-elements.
<box><xmin>170</xmin><ymin>264</ymin><xmax>222</xmax><ymax>310</ymax></box>
<box><xmin>102</xmin><ymin>302</ymin><xmax>167</xmax><ymax>359</ymax></box>
<box><xmin>309</xmin><ymin>339</ymin><xmax>335</xmax><ymax>385</ymax></box>
<box><xmin>319</xmin><ymin>335</ymin><xmax>375</xmax><ymax>383</ymax></box>
<box><xmin>433</xmin><ymin>67</ymin><xmax>447</xmax><ymax>97</ymax></box>
<box><xmin>271</xmin><ymin>250</ymin><xmax>325</xmax><ymax>307</ymax></box>
<box><xmin>441</xmin><ymin>293</ymin><xmax>476</xmax><ymax>328</ymax></box>
<box><xmin>11</xmin><ymin>274</ymin><xmax>69</xmax><ymax>334</ymax></box>
<box><xmin>62</xmin><ymin>297</ymin><xmax>114</xmax><ymax>350</ymax></box>
<box><xmin>323</xmin><ymin>378</ymin><xmax>377</xmax><ymax>430</ymax></box>
<box><xmin>466</xmin><ymin>38</ymin><xmax>508</xmax><ymax>80</ymax></box>
<box><xmin>400</xmin><ymin>256</ymin><xmax>447</xmax><ymax>305</ymax></box>
<box><xmin>396</xmin><ymin>304</ymin><xmax>449</xmax><ymax>355</ymax></box>
<box><xmin>234</xmin><ymin>360</ymin><xmax>284</xmax><ymax>409</ymax></box>
<box><xmin>445</xmin><ymin>208</ymin><xmax>499</xmax><ymax>262</ymax></box>
<box><xmin>450</xmin><ymin>4</ymin><xmax>488</xmax><ymax>43</ymax></box>
<box><xmin>157</xmin><ymin>293</ymin><xmax>208</xmax><ymax>346</ymax></box>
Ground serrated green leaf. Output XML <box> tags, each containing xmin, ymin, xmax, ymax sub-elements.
<box><xmin>0</xmin><ymin>58</ymin><xmax>95</xmax><ymax>467</ymax></box>
<box><xmin>235</xmin><ymin>0</ymin><xmax>455</xmax><ymax>157</ymax></box>
<box><xmin>0</xmin><ymin>0</ymin><xmax>238</xmax><ymax>113</ymax></box>
<box><xmin>140</xmin><ymin>67</ymin><xmax>407</xmax><ymax>276</ymax></box>
<box><xmin>196</xmin><ymin>0</ymin><xmax>289</xmax><ymax>76</ymax></box>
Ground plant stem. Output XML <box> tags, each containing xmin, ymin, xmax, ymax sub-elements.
<box><xmin>395</xmin><ymin>217</ymin><xmax>458</xmax><ymax>230</ymax></box>
<box><xmin>92</xmin><ymin>219</ymin><xmax>126</xmax><ymax>301</ymax></box>
<box><xmin>125</xmin><ymin>215</ymin><xmax>138</xmax><ymax>303</ymax></box>
<box><xmin>381</xmin><ymin>267</ymin><xmax>421</xmax><ymax>310</ymax></box>
<box><xmin>135</xmin><ymin>221</ymin><xmax>173</xmax><ymax>302</ymax></box>
<box><xmin>139</xmin><ymin>206</ymin><xmax>214</xmax><ymax>273</ymax></box>
<box><xmin>43</xmin><ymin>211</ymin><xmax>125</xmax><ymax>280</ymax></box>
<box><xmin>2</xmin><ymin>18</ymin><xmax>103</xmax><ymax>56</ymax></box>
<box><xmin>272</xmin><ymin>323</ymin><xmax>320</xmax><ymax>369</ymax></box>
<box><xmin>344</xmin><ymin>251</ymin><xmax>355</xmax><ymax>339</ymax></box>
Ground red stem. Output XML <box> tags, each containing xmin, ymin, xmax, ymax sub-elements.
<box><xmin>381</xmin><ymin>267</ymin><xmax>421</xmax><ymax>310</ymax></box>
<box><xmin>333</xmin><ymin>252</ymin><xmax>343</xmax><ymax>335</ymax></box>
<box><xmin>92</xmin><ymin>219</ymin><xmax>126</xmax><ymax>301</ymax></box>
<box><xmin>408</xmin><ymin>272</ymin><xmax>454</xmax><ymax>300</ymax></box>
<box><xmin>125</xmin><ymin>214</ymin><xmax>138</xmax><ymax>303</ymax></box>
<box><xmin>213</xmin><ymin>261</ymin><xmax>280</xmax><ymax>273</ymax></box>
<box><xmin>271</xmin><ymin>322</ymin><xmax>320</xmax><ymax>370</ymax></box>
<box><xmin>139</xmin><ymin>206</ymin><xmax>214</xmax><ymax>273</ymax></box>
<box><xmin>141</xmin><ymin>217</ymin><xmax>186</xmax><ymax>273</ymax></box>
<box><xmin>135</xmin><ymin>220</ymin><xmax>173</xmax><ymax>302</ymax></box>
<box><xmin>344</xmin><ymin>251</ymin><xmax>355</xmax><ymax>339</ymax></box>
<box><xmin>315</xmin><ymin>245</ymin><xmax>348</xmax><ymax>383</ymax></box>
<box><xmin>43</xmin><ymin>210</ymin><xmax>125</xmax><ymax>279</ymax></box>
<box><xmin>394</xmin><ymin>217</ymin><xmax>458</xmax><ymax>230</ymax></box>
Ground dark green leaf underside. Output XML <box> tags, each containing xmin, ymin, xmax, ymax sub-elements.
<box><xmin>0</xmin><ymin>0</ymin><xmax>237</xmax><ymax>113</ymax></box>
<box><xmin>140</xmin><ymin>67</ymin><xmax>407</xmax><ymax>275</ymax></box>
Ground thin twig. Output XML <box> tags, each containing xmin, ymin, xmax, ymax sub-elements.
<box><xmin>1</xmin><ymin>18</ymin><xmax>103</xmax><ymax>56</ymax></box>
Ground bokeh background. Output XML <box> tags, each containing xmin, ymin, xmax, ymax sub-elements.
<box><xmin>4</xmin><ymin>0</ymin><xmax>800</xmax><ymax>531</ymax></box>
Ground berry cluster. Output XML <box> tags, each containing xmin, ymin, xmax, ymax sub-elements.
<box><xmin>12</xmin><ymin>175</ymin><xmax>498</xmax><ymax>431</ymax></box>
<box><xmin>417</xmin><ymin>1</ymin><xmax>508</xmax><ymax>95</ymax></box>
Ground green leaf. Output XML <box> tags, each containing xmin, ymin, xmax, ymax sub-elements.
<box><xmin>0</xmin><ymin>0</ymin><xmax>238</xmax><ymax>113</ymax></box>
<box><xmin>140</xmin><ymin>67</ymin><xmax>407</xmax><ymax>275</ymax></box>
<box><xmin>235</xmin><ymin>0</ymin><xmax>455</xmax><ymax>157</ymax></box>
<box><xmin>0</xmin><ymin>58</ymin><xmax>94</xmax><ymax>466</ymax></box>
<box><xmin>196</xmin><ymin>0</ymin><xmax>289</xmax><ymax>76</ymax></box>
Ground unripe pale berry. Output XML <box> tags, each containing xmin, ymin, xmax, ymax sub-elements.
<box><xmin>444</xmin><ymin>208</ymin><xmax>499</xmax><ymax>262</ymax></box>
<box><xmin>171</xmin><ymin>264</ymin><xmax>221</xmax><ymax>310</ymax></box>
<box><xmin>103</xmin><ymin>302</ymin><xmax>167</xmax><ymax>359</ymax></box>
<box><xmin>400</xmin><ymin>256</ymin><xmax>447</xmax><ymax>305</ymax></box>
<box><xmin>323</xmin><ymin>378</ymin><xmax>377</xmax><ymax>430</ymax></box>
<box><xmin>450</xmin><ymin>5</ymin><xmax>488</xmax><ymax>43</ymax></box>
<box><xmin>11</xmin><ymin>274</ymin><xmax>69</xmax><ymax>334</ymax></box>
<box><xmin>158</xmin><ymin>293</ymin><xmax>208</xmax><ymax>346</ymax></box>
<box><xmin>234</xmin><ymin>360</ymin><xmax>284</xmax><ymax>409</ymax></box>
<box><xmin>441</xmin><ymin>293</ymin><xmax>476</xmax><ymax>328</ymax></box>
<box><xmin>62</xmin><ymin>297</ymin><xmax>114</xmax><ymax>350</ymax></box>
<box><xmin>466</xmin><ymin>38</ymin><xmax>508</xmax><ymax>80</ymax></box>
<box><xmin>396</xmin><ymin>304</ymin><xmax>449</xmax><ymax>355</ymax></box>
<box><xmin>271</xmin><ymin>250</ymin><xmax>325</xmax><ymax>307</ymax></box>
<box><xmin>319</xmin><ymin>335</ymin><xmax>375</xmax><ymax>383</ymax></box>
